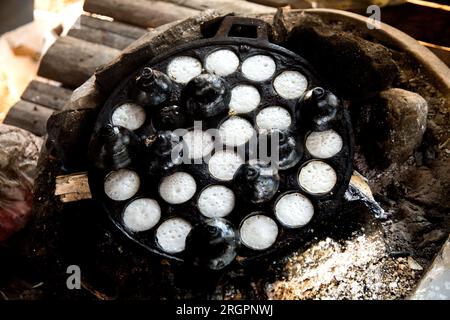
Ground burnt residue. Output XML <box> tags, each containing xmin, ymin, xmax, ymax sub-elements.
<box><xmin>146</xmin><ymin>131</ymin><xmax>183</xmax><ymax>177</ymax></box>
<box><xmin>153</xmin><ymin>104</ymin><xmax>187</xmax><ymax>130</ymax></box>
<box><xmin>131</xmin><ymin>67</ymin><xmax>173</xmax><ymax>108</ymax></box>
<box><xmin>298</xmin><ymin>87</ymin><xmax>339</xmax><ymax>131</ymax></box>
<box><xmin>88</xmin><ymin>124</ymin><xmax>140</xmax><ymax>171</ymax></box>
<box><xmin>233</xmin><ymin>162</ymin><xmax>280</xmax><ymax>205</ymax></box>
<box><xmin>46</xmin><ymin>109</ymin><xmax>98</xmax><ymax>172</ymax></box>
<box><xmin>258</xmin><ymin>129</ymin><xmax>302</xmax><ymax>171</ymax></box>
<box><xmin>184</xmin><ymin>218</ymin><xmax>239</xmax><ymax>271</ymax></box>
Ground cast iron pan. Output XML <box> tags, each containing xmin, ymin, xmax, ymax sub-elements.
<box><xmin>87</xmin><ymin>16</ymin><xmax>354</xmax><ymax>268</ymax></box>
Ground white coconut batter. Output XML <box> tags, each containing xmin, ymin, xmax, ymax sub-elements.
<box><xmin>273</xmin><ymin>70</ymin><xmax>308</xmax><ymax>100</ymax></box>
<box><xmin>111</xmin><ymin>103</ymin><xmax>146</xmax><ymax>131</ymax></box>
<box><xmin>256</xmin><ymin>106</ymin><xmax>292</xmax><ymax>132</ymax></box>
<box><xmin>208</xmin><ymin>150</ymin><xmax>244</xmax><ymax>181</ymax></box>
<box><xmin>219</xmin><ymin>116</ymin><xmax>255</xmax><ymax>147</ymax></box>
<box><xmin>229</xmin><ymin>85</ymin><xmax>260</xmax><ymax>114</ymax></box>
<box><xmin>240</xmin><ymin>214</ymin><xmax>278</xmax><ymax>250</ymax></box>
<box><xmin>275</xmin><ymin>193</ymin><xmax>314</xmax><ymax>228</ymax></box>
<box><xmin>167</xmin><ymin>56</ymin><xmax>202</xmax><ymax>84</ymax></box>
<box><xmin>122</xmin><ymin>198</ymin><xmax>161</xmax><ymax>232</ymax></box>
<box><xmin>156</xmin><ymin>217</ymin><xmax>192</xmax><ymax>254</ymax></box>
<box><xmin>197</xmin><ymin>185</ymin><xmax>235</xmax><ymax>218</ymax></box>
<box><xmin>104</xmin><ymin>169</ymin><xmax>140</xmax><ymax>201</ymax></box>
<box><xmin>298</xmin><ymin>161</ymin><xmax>337</xmax><ymax>194</ymax></box>
<box><xmin>242</xmin><ymin>55</ymin><xmax>276</xmax><ymax>82</ymax></box>
<box><xmin>182</xmin><ymin>130</ymin><xmax>214</xmax><ymax>160</ymax></box>
<box><xmin>205</xmin><ymin>49</ymin><xmax>239</xmax><ymax>77</ymax></box>
<box><xmin>159</xmin><ymin>172</ymin><xmax>197</xmax><ymax>204</ymax></box>
<box><xmin>305</xmin><ymin>129</ymin><xmax>343</xmax><ymax>159</ymax></box>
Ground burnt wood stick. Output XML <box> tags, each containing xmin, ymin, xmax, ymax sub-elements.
<box><xmin>163</xmin><ymin>0</ymin><xmax>276</xmax><ymax>13</ymax></box>
<box><xmin>38</xmin><ymin>36</ymin><xmax>120</xmax><ymax>88</ymax></box>
<box><xmin>79</xmin><ymin>14</ymin><xmax>147</xmax><ymax>39</ymax></box>
<box><xmin>68</xmin><ymin>24</ymin><xmax>136</xmax><ymax>50</ymax></box>
<box><xmin>55</xmin><ymin>172</ymin><xmax>92</xmax><ymax>202</ymax></box>
<box><xmin>21</xmin><ymin>80</ymin><xmax>73</xmax><ymax>111</ymax></box>
<box><xmin>83</xmin><ymin>0</ymin><xmax>199</xmax><ymax>28</ymax></box>
<box><xmin>3</xmin><ymin>100</ymin><xmax>54</xmax><ymax>136</ymax></box>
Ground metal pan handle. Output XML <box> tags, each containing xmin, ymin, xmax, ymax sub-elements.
<box><xmin>214</xmin><ymin>16</ymin><xmax>270</xmax><ymax>42</ymax></box>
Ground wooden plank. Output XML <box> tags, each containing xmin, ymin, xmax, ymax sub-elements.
<box><xmin>163</xmin><ymin>0</ymin><xmax>276</xmax><ymax>13</ymax></box>
<box><xmin>55</xmin><ymin>172</ymin><xmax>92</xmax><ymax>202</ymax></box>
<box><xmin>83</xmin><ymin>0</ymin><xmax>199</xmax><ymax>28</ymax></box>
<box><xmin>79</xmin><ymin>14</ymin><xmax>147</xmax><ymax>39</ymax></box>
<box><xmin>68</xmin><ymin>24</ymin><xmax>135</xmax><ymax>50</ymax></box>
<box><xmin>38</xmin><ymin>36</ymin><xmax>120</xmax><ymax>88</ymax></box>
<box><xmin>3</xmin><ymin>100</ymin><xmax>54</xmax><ymax>136</ymax></box>
<box><xmin>21</xmin><ymin>80</ymin><xmax>72</xmax><ymax>111</ymax></box>
<box><xmin>381</xmin><ymin>3</ymin><xmax>450</xmax><ymax>47</ymax></box>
